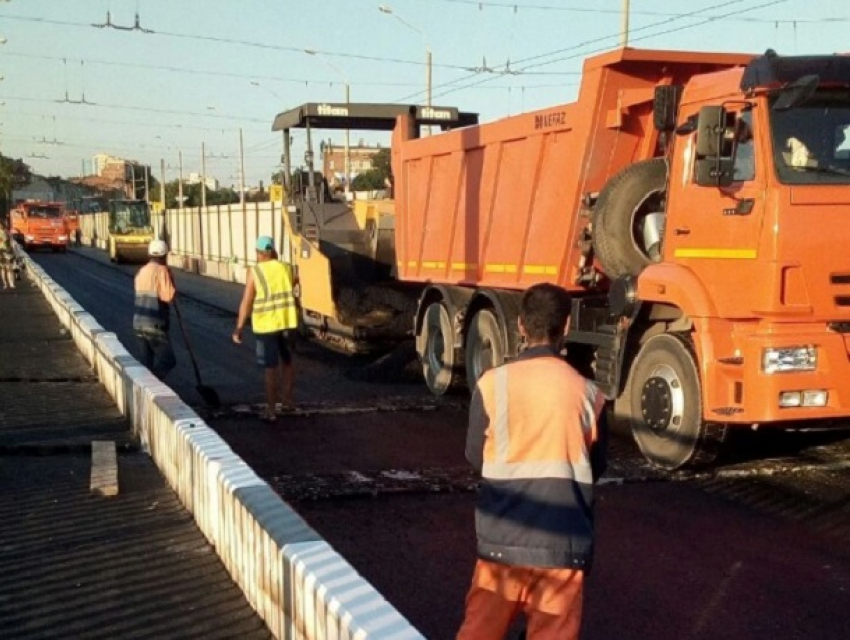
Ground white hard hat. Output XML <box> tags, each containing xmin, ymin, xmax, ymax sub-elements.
<box><xmin>148</xmin><ymin>239</ymin><xmax>168</xmax><ymax>257</ymax></box>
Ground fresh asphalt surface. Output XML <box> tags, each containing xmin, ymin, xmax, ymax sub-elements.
<box><xmin>31</xmin><ymin>249</ymin><xmax>850</xmax><ymax>640</ymax></box>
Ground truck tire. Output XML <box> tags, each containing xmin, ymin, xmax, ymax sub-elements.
<box><xmin>592</xmin><ymin>158</ymin><xmax>668</xmax><ymax>278</ymax></box>
<box><xmin>465</xmin><ymin>308</ymin><xmax>505</xmax><ymax>391</ymax></box>
<box><xmin>418</xmin><ymin>302</ymin><xmax>458</xmax><ymax>396</ymax></box>
<box><xmin>624</xmin><ymin>333</ymin><xmax>725</xmax><ymax>470</ymax></box>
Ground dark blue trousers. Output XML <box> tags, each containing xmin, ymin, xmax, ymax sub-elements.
<box><xmin>135</xmin><ymin>330</ymin><xmax>176</xmax><ymax>380</ymax></box>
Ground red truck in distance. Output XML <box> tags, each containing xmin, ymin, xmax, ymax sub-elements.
<box><xmin>11</xmin><ymin>201</ymin><xmax>69</xmax><ymax>253</ymax></box>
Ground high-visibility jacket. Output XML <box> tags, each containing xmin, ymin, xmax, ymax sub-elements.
<box><xmin>133</xmin><ymin>261</ymin><xmax>176</xmax><ymax>334</ymax></box>
<box><xmin>467</xmin><ymin>346</ymin><xmax>606</xmax><ymax>571</ymax></box>
<box><xmin>251</xmin><ymin>259</ymin><xmax>298</xmax><ymax>334</ymax></box>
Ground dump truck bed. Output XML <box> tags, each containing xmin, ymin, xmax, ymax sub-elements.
<box><xmin>392</xmin><ymin>47</ymin><xmax>753</xmax><ymax>293</ymax></box>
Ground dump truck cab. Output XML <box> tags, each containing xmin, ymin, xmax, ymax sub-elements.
<box><xmin>637</xmin><ymin>53</ymin><xmax>850</xmax><ymax>418</ymax></box>
<box><xmin>271</xmin><ymin>102</ymin><xmax>477</xmax><ymax>352</ymax></box>
<box><xmin>12</xmin><ymin>201</ymin><xmax>69</xmax><ymax>252</ymax></box>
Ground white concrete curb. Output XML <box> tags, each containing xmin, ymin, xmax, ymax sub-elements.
<box><xmin>20</xmin><ymin>253</ymin><xmax>424</xmax><ymax>640</ymax></box>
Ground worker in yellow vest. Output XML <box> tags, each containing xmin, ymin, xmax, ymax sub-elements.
<box><xmin>457</xmin><ymin>283</ymin><xmax>607</xmax><ymax>640</ymax></box>
<box><xmin>232</xmin><ymin>235</ymin><xmax>299</xmax><ymax>422</ymax></box>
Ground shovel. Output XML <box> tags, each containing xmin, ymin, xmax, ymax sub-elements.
<box><xmin>173</xmin><ymin>298</ymin><xmax>221</xmax><ymax>409</ymax></box>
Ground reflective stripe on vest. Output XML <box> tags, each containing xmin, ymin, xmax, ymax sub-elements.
<box><xmin>133</xmin><ymin>263</ymin><xmax>170</xmax><ymax>333</ymax></box>
<box><xmin>481</xmin><ymin>360</ymin><xmax>596</xmax><ymax>485</ymax></box>
<box><xmin>251</xmin><ymin>260</ymin><xmax>298</xmax><ymax>333</ymax></box>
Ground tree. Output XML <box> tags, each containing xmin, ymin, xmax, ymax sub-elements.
<box><xmin>351</xmin><ymin>170</ymin><xmax>385</xmax><ymax>191</ymax></box>
<box><xmin>0</xmin><ymin>155</ymin><xmax>32</xmax><ymax>218</ymax></box>
<box><xmin>350</xmin><ymin>148</ymin><xmax>392</xmax><ymax>192</ymax></box>
<box><xmin>371</xmin><ymin>147</ymin><xmax>391</xmax><ymax>181</ymax></box>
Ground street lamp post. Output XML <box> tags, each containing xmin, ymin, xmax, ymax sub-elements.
<box><xmin>379</xmin><ymin>5</ymin><xmax>432</xmax><ymax>134</ymax></box>
<box><xmin>250</xmin><ymin>81</ymin><xmax>290</xmax><ymax>197</ymax></box>
<box><xmin>201</xmin><ymin>142</ymin><xmax>207</xmax><ymax>208</ymax></box>
<box><xmin>620</xmin><ymin>0</ymin><xmax>630</xmax><ymax>47</ymax></box>
<box><xmin>305</xmin><ymin>49</ymin><xmax>350</xmax><ymax>198</ymax></box>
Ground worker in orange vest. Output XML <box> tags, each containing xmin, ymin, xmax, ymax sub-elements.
<box><xmin>457</xmin><ymin>283</ymin><xmax>607</xmax><ymax>640</ymax></box>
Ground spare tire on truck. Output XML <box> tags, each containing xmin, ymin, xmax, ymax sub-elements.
<box><xmin>592</xmin><ymin>158</ymin><xmax>668</xmax><ymax>278</ymax></box>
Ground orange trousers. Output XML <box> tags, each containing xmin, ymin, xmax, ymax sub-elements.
<box><xmin>456</xmin><ymin>559</ymin><xmax>584</xmax><ymax>640</ymax></box>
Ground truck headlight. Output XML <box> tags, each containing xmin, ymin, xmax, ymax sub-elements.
<box><xmin>25</xmin><ymin>235</ymin><xmax>34</xmax><ymax>241</ymax></box>
<box><xmin>779</xmin><ymin>390</ymin><xmax>828</xmax><ymax>408</ymax></box>
<box><xmin>762</xmin><ymin>346</ymin><xmax>817</xmax><ymax>374</ymax></box>
<box><xmin>58</xmin><ymin>236</ymin><xmax>68</xmax><ymax>241</ymax></box>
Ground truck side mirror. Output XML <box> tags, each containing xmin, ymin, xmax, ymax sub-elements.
<box><xmin>694</xmin><ymin>106</ymin><xmax>735</xmax><ymax>187</ymax></box>
<box><xmin>696</xmin><ymin>106</ymin><xmax>726</xmax><ymax>157</ymax></box>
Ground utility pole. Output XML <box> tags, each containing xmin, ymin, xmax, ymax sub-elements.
<box><xmin>144</xmin><ymin>165</ymin><xmax>150</xmax><ymax>203</ymax></box>
<box><xmin>159</xmin><ymin>158</ymin><xmax>165</xmax><ymax>211</ymax></box>
<box><xmin>426</xmin><ymin>48</ymin><xmax>433</xmax><ymax>136</ymax></box>
<box><xmin>178</xmin><ymin>150</ymin><xmax>184</xmax><ymax>212</ymax></box>
<box><xmin>201</xmin><ymin>142</ymin><xmax>207</xmax><ymax>208</ymax></box>
<box><xmin>283</xmin><ymin>130</ymin><xmax>291</xmax><ymax>194</ymax></box>
<box><xmin>344</xmin><ymin>83</ymin><xmax>350</xmax><ymax>199</ymax></box>
<box><xmin>620</xmin><ymin>0</ymin><xmax>630</xmax><ymax>47</ymax></box>
<box><xmin>239</xmin><ymin>128</ymin><xmax>246</xmax><ymax>206</ymax></box>
<box><xmin>304</xmin><ymin>49</ymin><xmax>350</xmax><ymax>196</ymax></box>
<box><xmin>378</xmin><ymin>5</ymin><xmax>432</xmax><ymax>135</ymax></box>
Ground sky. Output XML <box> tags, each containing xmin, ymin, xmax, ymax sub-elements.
<box><xmin>0</xmin><ymin>0</ymin><xmax>848</xmax><ymax>188</ymax></box>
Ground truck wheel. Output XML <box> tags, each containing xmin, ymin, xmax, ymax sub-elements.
<box><xmin>465</xmin><ymin>309</ymin><xmax>505</xmax><ymax>390</ymax></box>
<box><xmin>624</xmin><ymin>333</ymin><xmax>724</xmax><ymax>470</ymax></box>
<box><xmin>592</xmin><ymin>158</ymin><xmax>668</xmax><ymax>278</ymax></box>
<box><xmin>418</xmin><ymin>302</ymin><xmax>458</xmax><ymax>396</ymax></box>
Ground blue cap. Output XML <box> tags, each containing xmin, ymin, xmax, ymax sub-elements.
<box><xmin>256</xmin><ymin>235</ymin><xmax>274</xmax><ymax>251</ymax></box>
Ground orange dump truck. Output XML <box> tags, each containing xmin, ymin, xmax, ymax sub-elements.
<box><xmin>274</xmin><ymin>47</ymin><xmax>850</xmax><ymax>469</ymax></box>
<box><xmin>11</xmin><ymin>201</ymin><xmax>69</xmax><ymax>252</ymax></box>
<box><xmin>389</xmin><ymin>46</ymin><xmax>850</xmax><ymax>469</ymax></box>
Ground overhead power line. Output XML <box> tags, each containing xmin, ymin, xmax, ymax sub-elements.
<box><xmin>0</xmin><ymin>95</ymin><xmax>267</xmax><ymax>124</ymax></box>
<box><xmin>393</xmin><ymin>0</ymin><xmax>746</xmax><ymax>102</ymax></box>
<box><xmin>0</xmin><ymin>14</ymin><xmax>473</xmax><ymax>72</ymax></box>
<box><xmin>418</xmin><ymin>0</ymin><xmax>847</xmax><ymax>23</ymax></box>
<box><xmin>396</xmin><ymin>0</ymin><xmax>788</xmax><ymax>104</ymax></box>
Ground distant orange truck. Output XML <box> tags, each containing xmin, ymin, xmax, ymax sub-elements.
<box><xmin>11</xmin><ymin>201</ymin><xmax>69</xmax><ymax>253</ymax></box>
<box><xmin>276</xmin><ymin>47</ymin><xmax>850</xmax><ymax>469</ymax></box>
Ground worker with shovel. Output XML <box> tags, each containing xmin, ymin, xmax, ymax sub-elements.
<box><xmin>232</xmin><ymin>235</ymin><xmax>299</xmax><ymax>422</ymax></box>
<box><xmin>133</xmin><ymin>239</ymin><xmax>177</xmax><ymax>380</ymax></box>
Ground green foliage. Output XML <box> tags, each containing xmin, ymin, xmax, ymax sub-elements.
<box><xmin>350</xmin><ymin>148</ymin><xmax>391</xmax><ymax>192</ymax></box>
<box><xmin>0</xmin><ymin>155</ymin><xmax>32</xmax><ymax>217</ymax></box>
<box><xmin>371</xmin><ymin>147</ymin><xmax>391</xmax><ymax>179</ymax></box>
<box><xmin>0</xmin><ymin>155</ymin><xmax>32</xmax><ymax>194</ymax></box>
<box><xmin>351</xmin><ymin>170</ymin><xmax>385</xmax><ymax>191</ymax></box>
<box><xmin>161</xmin><ymin>179</ymin><xmax>239</xmax><ymax>208</ymax></box>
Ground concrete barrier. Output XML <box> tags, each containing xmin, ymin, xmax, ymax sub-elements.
<box><xmin>19</xmin><ymin>252</ymin><xmax>424</xmax><ymax>640</ymax></box>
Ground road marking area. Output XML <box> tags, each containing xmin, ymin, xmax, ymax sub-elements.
<box><xmin>90</xmin><ymin>440</ymin><xmax>119</xmax><ymax>497</ymax></box>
